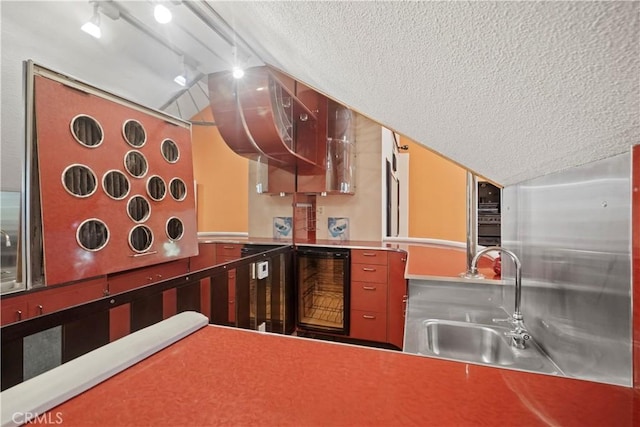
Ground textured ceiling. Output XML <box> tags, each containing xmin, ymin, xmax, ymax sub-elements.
<box><xmin>211</xmin><ymin>1</ymin><xmax>639</xmax><ymax>185</ymax></box>
<box><xmin>1</xmin><ymin>1</ymin><xmax>638</xmax><ymax>188</ymax></box>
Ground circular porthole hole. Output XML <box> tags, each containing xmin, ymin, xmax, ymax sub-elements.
<box><xmin>129</xmin><ymin>225</ymin><xmax>153</xmax><ymax>253</ymax></box>
<box><xmin>70</xmin><ymin>115</ymin><xmax>104</xmax><ymax>148</ymax></box>
<box><xmin>169</xmin><ymin>178</ymin><xmax>187</xmax><ymax>201</ymax></box>
<box><xmin>161</xmin><ymin>139</ymin><xmax>180</xmax><ymax>163</ymax></box>
<box><xmin>124</xmin><ymin>150</ymin><xmax>148</xmax><ymax>178</ymax></box>
<box><xmin>166</xmin><ymin>217</ymin><xmax>184</xmax><ymax>241</ymax></box>
<box><xmin>62</xmin><ymin>164</ymin><xmax>97</xmax><ymax>198</ymax></box>
<box><xmin>147</xmin><ymin>175</ymin><xmax>166</xmax><ymax>201</ymax></box>
<box><xmin>123</xmin><ymin>119</ymin><xmax>147</xmax><ymax>147</ymax></box>
<box><xmin>103</xmin><ymin>170</ymin><xmax>130</xmax><ymax>200</ymax></box>
<box><xmin>76</xmin><ymin>219</ymin><xmax>109</xmax><ymax>251</ymax></box>
<box><xmin>127</xmin><ymin>196</ymin><xmax>151</xmax><ymax>223</ymax></box>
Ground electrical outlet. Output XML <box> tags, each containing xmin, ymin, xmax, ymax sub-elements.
<box><xmin>317</xmin><ymin>206</ymin><xmax>324</xmax><ymax>215</ymax></box>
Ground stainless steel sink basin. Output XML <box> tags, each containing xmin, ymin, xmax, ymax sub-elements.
<box><xmin>410</xmin><ymin>317</ymin><xmax>562</xmax><ymax>375</ymax></box>
<box><xmin>420</xmin><ymin>320</ymin><xmax>515</xmax><ymax>366</ymax></box>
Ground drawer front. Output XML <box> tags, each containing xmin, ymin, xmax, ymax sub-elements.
<box><xmin>108</xmin><ymin>259</ymin><xmax>189</xmax><ymax>295</ymax></box>
<box><xmin>350</xmin><ymin>309</ymin><xmax>387</xmax><ymax>342</ymax></box>
<box><xmin>1</xmin><ymin>298</ymin><xmax>28</xmax><ymax>325</ymax></box>
<box><xmin>216</xmin><ymin>243</ymin><xmax>243</xmax><ymax>258</ymax></box>
<box><xmin>351</xmin><ymin>281</ymin><xmax>387</xmax><ymax>312</ymax></box>
<box><xmin>351</xmin><ymin>264</ymin><xmax>388</xmax><ymax>284</ymax></box>
<box><xmin>351</xmin><ymin>249</ymin><xmax>388</xmax><ymax>266</ymax></box>
<box><xmin>30</xmin><ymin>277</ymin><xmax>106</xmax><ymax>317</ymax></box>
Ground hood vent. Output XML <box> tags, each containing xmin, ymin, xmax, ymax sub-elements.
<box><xmin>208</xmin><ymin>66</ymin><xmax>326</xmax><ymax>173</ymax></box>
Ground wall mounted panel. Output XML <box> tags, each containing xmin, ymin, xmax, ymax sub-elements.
<box><xmin>34</xmin><ymin>75</ymin><xmax>198</xmax><ymax>285</ymax></box>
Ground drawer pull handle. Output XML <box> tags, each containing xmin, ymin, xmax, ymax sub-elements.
<box><xmin>37</xmin><ymin>305</ymin><xmax>43</xmax><ymax>315</ymax></box>
<box><xmin>363</xmin><ymin>314</ymin><xmax>376</xmax><ymax>319</ymax></box>
<box><xmin>362</xmin><ymin>252</ymin><xmax>377</xmax><ymax>257</ymax></box>
<box><xmin>156</xmin><ymin>274</ymin><xmax>163</xmax><ymax>279</ymax></box>
<box><xmin>363</xmin><ymin>267</ymin><xmax>376</xmax><ymax>272</ymax></box>
<box><xmin>223</xmin><ymin>246</ymin><xmax>236</xmax><ymax>249</ymax></box>
<box><xmin>363</xmin><ymin>286</ymin><xmax>376</xmax><ymax>291</ymax></box>
<box><xmin>16</xmin><ymin>310</ymin><xmax>22</xmax><ymax>321</ymax></box>
<box><xmin>130</xmin><ymin>251</ymin><xmax>158</xmax><ymax>258</ymax></box>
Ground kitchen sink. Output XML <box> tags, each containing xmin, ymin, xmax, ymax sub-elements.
<box><xmin>420</xmin><ymin>320</ymin><xmax>515</xmax><ymax>366</ymax></box>
<box><xmin>411</xmin><ymin>317</ymin><xmax>562</xmax><ymax>375</ymax></box>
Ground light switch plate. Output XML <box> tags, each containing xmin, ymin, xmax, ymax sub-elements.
<box><xmin>257</xmin><ymin>261</ymin><xmax>269</xmax><ymax>279</ymax></box>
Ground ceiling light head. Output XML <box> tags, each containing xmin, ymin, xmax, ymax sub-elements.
<box><xmin>232</xmin><ymin>67</ymin><xmax>245</xmax><ymax>79</ymax></box>
<box><xmin>81</xmin><ymin>4</ymin><xmax>102</xmax><ymax>39</ymax></box>
<box><xmin>154</xmin><ymin>4</ymin><xmax>172</xmax><ymax>24</ymax></box>
<box><xmin>174</xmin><ymin>74</ymin><xmax>186</xmax><ymax>86</ymax></box>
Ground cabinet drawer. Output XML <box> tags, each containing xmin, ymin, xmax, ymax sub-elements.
<box><xmin>216</xmin><ymin>243</ymin><xmax>243</xmax><ymax>258</ymax></box>
<box><xmin>1</xmin><ymin>297</ymin><xmax>28</xmax><ymax>325</ymax></box>
<box><xmin>351</xmin><ymin>281</ymin><xmax>387</xmax><ymax>312</ymax></box>
<box><xmin>108</xmin><ymin>259</ymin><xmax>189</xmax><ymax>295</ymax></box>
<box><xmin>351</xmin><ymin>249</ymin><xmax>388</xmax><ymax>266</ymax></box>
<box><xmin>350</xmin><ymin>309</ymin><xmax>387</xmax><ymax>342</ymax></box>
<box><xmin>30</xmin><ymin>277</ymin><xmax>106</xmax><ymax>317</ymax></box>
<box><xmin>351</xmin><ymin>264</ymin><xmax>388</xmax><ymax>284</ymax></box>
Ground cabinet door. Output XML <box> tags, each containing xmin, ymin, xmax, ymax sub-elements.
<box><xmin>228</xmin><ymin>270</ymin><xmax>236</xmax><ymax>323</ymax></box>
<box><xmin>190</xmin><ymin>243</ymin><xmax>216</xmax><ymax>271</ymax></box>
<box><xmin>387</xmin><ymin>251</ymin><xmax>408</xmax><ymax>350</ymax></box>
<box><xmin>350</xmin><ymin>309</ymin><xmax>387</xmax><ymax>342</ymax></box>
<box><xmin>29</xmin><ymin>277</ymin><xmax>107</xmax><ymax>318</ymax></box>
<box><xmin>1</xmin><ymin>296</ymin><xmax>28</xmax><ymax>325</ymax></box>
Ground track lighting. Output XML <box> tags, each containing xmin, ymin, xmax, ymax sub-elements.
<box><xmin>232</xmin><ymin>66</ymin><xmax>245</xmax><ymax>79</ymax></box>
<box><xmin>174</xmin><ymin>55</ymin><xmax>187</xmax><ymax>86</ymax></box>
<box><xmin>81</xmin><ymin>3</ymin><xmax>102</xmax><ymax>39</ymax></box>
<box><xmin>173</xmin><ymin>74</ymin><xmax>186</xmax><ymax>86</ymax></box>
<box><xmin>154</xmin><ymin>4</ymin><xmax>172</xmax><ymax>24</ymax></box>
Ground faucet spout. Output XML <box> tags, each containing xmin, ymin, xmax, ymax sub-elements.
<box><xmin>470</xmin><ymin>246</ymin><xmax>527</xmax><ymax>347</ymax></box>
<box><xmin>0</xmin><ymin>230</ymin><xmax>10</xmax><ymax>248</ymax></box>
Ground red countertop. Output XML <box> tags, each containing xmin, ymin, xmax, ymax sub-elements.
<box><xmin>38</xmin><ymin>325</ymin><xmax>638</xmax><ymax>426</ymax></box>
<box><xmin>198</xmin><ymin>236</ymin><xmax>498</xmax><ymax>280</ymax></box>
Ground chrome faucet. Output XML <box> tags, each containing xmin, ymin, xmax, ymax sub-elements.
<box><xmin>0</xmin><ymin>230</ymin><xmax>10</xmax><ymax>247</ymax></box>
<box><xmin>470</xmin><ymin>246</ymin><xmax>530</xmax><ymax>349</ymax></box>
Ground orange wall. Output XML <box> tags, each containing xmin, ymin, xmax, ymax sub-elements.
<box><xmin>191</xmin><ymin>107</ymin><xmax>248</xmax><ymax>232</ymax></box>
<box><xmin>403</xmin><ymin>136</ymin><xmax>467</xmax><ymax>242</ymax></box>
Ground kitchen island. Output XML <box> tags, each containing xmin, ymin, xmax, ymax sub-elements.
<box><xmin>35</xmin><ymin>324</ymin><xmax>636</xmax><ymax>426</ymax></box>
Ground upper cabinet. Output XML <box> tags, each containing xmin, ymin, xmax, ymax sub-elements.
<box><xmin>208</xmin><ymin>66</ymin><xmax>355</xmax><ymax>195</ymax></box>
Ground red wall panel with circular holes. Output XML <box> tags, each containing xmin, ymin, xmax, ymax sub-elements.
<box><xmin>34</xmin><ymin>75</ymin><xmax>198</xmax><ymax>286</ymax></box>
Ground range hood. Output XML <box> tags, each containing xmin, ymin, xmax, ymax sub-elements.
<box><xmin>208</xmin><ymin>66</ymin><xmax>326</xmax><ymax>173</ymax></box>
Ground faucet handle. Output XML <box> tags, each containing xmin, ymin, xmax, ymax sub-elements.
<box><xmin>504</xmin><ymin>328</ymin><xmax>531</xmax><ymax>349</ymax></box>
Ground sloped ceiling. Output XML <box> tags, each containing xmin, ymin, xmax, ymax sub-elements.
<box><xmin>211</xmin><ymin>1</ymin><xmax>639</xmax><ymax>185</ymax></box>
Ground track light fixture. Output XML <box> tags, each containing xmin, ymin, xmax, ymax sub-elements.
<box><xmin>174</xmin><ymin>55</ymin><xmax>187</xmax><ymax>86</ymax></box>
<box><xmin>81</xmin><ymin>3</ymin><xmax>102</xmax><ymax>39</ymax></box>
<box><xmin>232</xmin><ymin>67</ymin><xmax>245</xmax><ymax>79</ymax></box>
<box><xmin>154</xmin><ymin>4</ymin><xmax>172</xmax><ymax>24</ymax></box>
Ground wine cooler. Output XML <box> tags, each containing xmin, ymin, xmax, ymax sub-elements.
<box><xmin>297</xmin><ymin>247</ymin><xmax>350</xmax><ymax>334</ymax></box>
